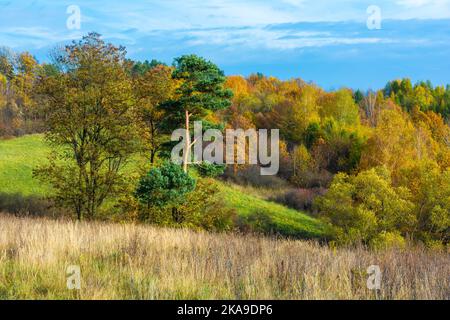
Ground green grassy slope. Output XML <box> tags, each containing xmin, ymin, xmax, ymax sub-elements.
<box><xmin>0</xmin><ymin>134</ymin><xmax>327</xmax><ymax>239</ymax></box>
<box><xmin>220</xmin><ymin>183</ymin><xmax>326</xmax><ymax>239</ymax></box>
<box><xmin>0</xmin><ymin>134</ymin><xmax>51</xmax><ymax>196</ymax></box>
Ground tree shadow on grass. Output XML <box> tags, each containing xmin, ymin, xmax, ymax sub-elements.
<box><xmin>0</xmin><ymin>193</ymin><xmax>67</xmax><ymax>217</ymax></box>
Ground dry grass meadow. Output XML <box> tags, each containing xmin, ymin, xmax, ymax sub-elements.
<box><xmin>0</xmin><ymin>214</ymin><xmax>448</xmax><ymax>300</ymax></box>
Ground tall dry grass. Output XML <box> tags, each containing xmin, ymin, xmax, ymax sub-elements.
<box><xmin>0</xmin><ymin>214</ymin><xmax>448</xmax><ymax>300</ymax></box>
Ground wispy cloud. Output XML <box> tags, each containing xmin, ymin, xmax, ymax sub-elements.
<box><xmin>0</xmin><ymin>1</ymin><xmax>449</xmax><ymax>89</ymax></box>
<box><xmin>173</xmin><ymin>27</ymin><xmax>390</xmax><ymax>50</ymax></box>
<box><xmin>396</xmin><ymin>0</ymin><xmax>446</xmax><ymax>7</ymax></box>
<box><xmin>393</xmin><ymin>0</ymin><xmax>450</xmax><ymax>18</ymax></box>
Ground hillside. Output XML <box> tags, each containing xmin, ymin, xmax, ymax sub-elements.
<box><xmin>0</xmin><ymin>134</ymin><xmax>51</xmax><ymax>196</ymax></box>
<box><xmin>0</xmin><ymin>134</ymin><xmax>326</xmax><ymax>239</ymax></box>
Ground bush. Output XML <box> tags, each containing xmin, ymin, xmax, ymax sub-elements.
<box><xmin>398</xmin><ymin>161</ymin><xmax>450</xmax><ymax>246</ymax></box>
<box><xmin>195</xmin><ymin>161</ymin><xmax>226</xmax><ymax>178</ymax></box>
<box><xmin>273</xmin><ymin>188</ymin><xmax>327</xmax><ymax>212</ymax></box>
<box><xmin>222</xmin><ymin>165</ymin><xmax>288</xmax><ymax>189</ymax></box>
<box><xmin>370</xmin><ymin>231</ymin><xmax>406</xmax><ymax>250</ymax></box>
<box><xmin>178</xmin><ymin>178</ymin><xmax>236</xmax><ymax>232</ymax></box>
<box><xmin>136</xmin><ymin>177</ymin><xmax>235</xmax><ymax>232</ymax></box>
<box><xmin>315</xmin><ymin>167</ymin><xmax>415</xmax><ymax>247</ymax></box>
<box><xmin>135</xmin><ymin>161</ymin><xmax>196</xmax><ymax>208</ymax></box>
<box><xmin>0</xmin><ymin>193</ymin><xmax>67</xmax><ymax>217</ymax></box>
<box><xmin>236</xmin><ymin>211</ymin><xmax>278</xmax><ymax>235</ymax></box>
<box><xmin>291</xmin><ymin>169</ymin><xmax>333</xmax><ymax>188</ymax></box>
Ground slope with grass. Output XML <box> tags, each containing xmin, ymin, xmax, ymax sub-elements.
<box><xmin>0</xmin><ymin>134</ymin><xmax>51</xmax><ymax>196</ymax></box>
<box><xmin>220</xmin><ymin>183</ymin><xmax>327</xmax><ymax>239</ymax></box>
<box><xmin>0</xmin><ymin>134</ymin><xmax>326</xmax><ymax>239</ymax></box>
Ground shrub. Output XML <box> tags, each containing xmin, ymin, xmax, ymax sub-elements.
<box><xmin>236</xmin><ymin>210</ymin><xmax>278</xmax><ymax>235</ymax></box>
<box><xmin>370</xmin><ymin>231</ymin><xmax>406</xmax><ymax>250</ymax></box>
<box><xmin>195</xmin><ymin>161</ymin><xmax>226</xmax><ymax>178</ymax></box>
<box><xmin>315</xmin><ymin>167</ymin><xmax>415</xmax><ymax>246</ymax></box>
<box><xmin>291</xmin><ymin>169</ymin><xmax>333</xmax><ymax>188</ymax></box>
<box><xmin>273</xmin><ymin>188</ymin><xmax>327</xmax><ymax>212</ymax></box>
<box><xmin>0</xmin><ymin>193</ymin><xmax>67</xmax><ymax>217</ymax></box>
<box><xmin>398</xmin><ymin>161</ymin><xmax>450</xmax><ymax>246</ymax></box>
<box><xmin>135</xmin><ymin>161</ymin><xmax>196</xmax><ymax>208</ymax></box>
<box><xmin>137</xmin><ymin>178</ymin><xmax>236</xmax><ymax>232</ymax></box>
<box><xmin>222</xmin><ymin>165</ymin><xmax>288</xmax><ymax>189</ymax></box>
<box><xmin>178</xmin><ymin>178</ymin><xmax>236</xmax><ymax>232</ymax></box>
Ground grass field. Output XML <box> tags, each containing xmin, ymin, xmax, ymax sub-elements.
<box><xmin>0</xmin><ymin>214</ymin><xmax>448</xmax><ymax>300</ymax></box>
<box><xmin>221</xmin><ymin>183</ymin><xmax>326</xmax><ymax>238</ymax></box>
<box><xmin>0</xmin><ymin>134</ymin><xmax>326</xmax><ymax>239</ymax></box>
<box><xmin>0</xmin><ymin>134</ymin><xmax>51</xmax><ymax>196</ymax></box>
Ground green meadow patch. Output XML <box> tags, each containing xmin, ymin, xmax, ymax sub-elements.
<box><xmin>0</xmin><ymin>134</ymin><xmax>327</xmax><ymax>239</ymax></box>
<box><xmin>0</xmin><ymin>134</ymin><xmax>51</xmax><ymax>196</ymax></box>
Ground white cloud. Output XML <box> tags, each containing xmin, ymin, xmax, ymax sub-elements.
<box><xmin>174</xmin><ymin>27</ymin><xmax>394</xmax><ymax>50</ymax></box>
<box><xmin>0</xmin><ymin>27</ymin><xmax>83</xmax><ymax>48</ymax></box>
<box><xmin>397</xmin><ymin>0</ymin><xmax>441</xmax><ymax>7</ymax></box>
<box><xmin>393</xmin><ymin>0</ymin><xmax>450</xmax><ymax>19</ymax></box>
<box><xmin>281</xmin><ymin>0</ymin><xmax>306</xmax><ymax>7</ymax></box>
<box><xmin>0</xmin><ymin>0</ymin><xmax>449</xmax><ymax>52</ymax></box>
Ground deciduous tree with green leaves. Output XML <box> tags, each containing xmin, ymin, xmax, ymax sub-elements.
<box><xmin>133</xmin><ymin>64</ymin><xmax>176</xmax><ymax>163</ymax></box>
<box><xmin>315</xmin><ymin>167</ymin><xmax>415</xmax><ymax>247</ymax></box>
<box><xmin>34</xmin><ymin>33</ymin><xmax>142</xmax><ymax>220</ymax></box>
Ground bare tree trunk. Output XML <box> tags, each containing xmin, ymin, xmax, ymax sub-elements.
<box><xmin>364</xmin><ymin>91</ymin><xmax>377</xmax><ymax>126</ymax></box>
<box><xmin>76</xmin><ymin>206</ymin><xmax>82</xmax><ymax>221</ymax></box>
<box><xmin>183</xmin><ymin>109</ymin><xmax>190</xmax><ymax>173</ymax></box>
<box><xmin>149</xmin><ymin>119</ymin><xmax>157</xmax><ymax>164</ymax></box>
<box><xmin>150</xmin><ymin>150</ymin><xmax>155</xmax><ymax>164</ymax></box>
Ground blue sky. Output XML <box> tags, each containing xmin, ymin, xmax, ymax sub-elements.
<box><xmin>0</xmin><ymin>0</ymin><xmax>449</xmax><ymax>89</ymax></box>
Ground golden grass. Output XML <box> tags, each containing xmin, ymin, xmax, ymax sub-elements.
<box><xmin>0</xmin><ymin>214</ymin><xmax>448</xmax><ymax>300</ymax></box>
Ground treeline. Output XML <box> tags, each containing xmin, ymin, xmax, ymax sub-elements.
<box><xmin>0</xmin><ymin>47</ymin><xmax>47</xmax><ymax>135</ymax></box>
<box><xmin>0</xmin><ymin>33</ymin><xmax>449</xmax><ymax>248</ymax></box>
<box><xmin>222</xmin><ymin>74</ymin><xmax>449</xmax><ymax>248</ymax></box>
